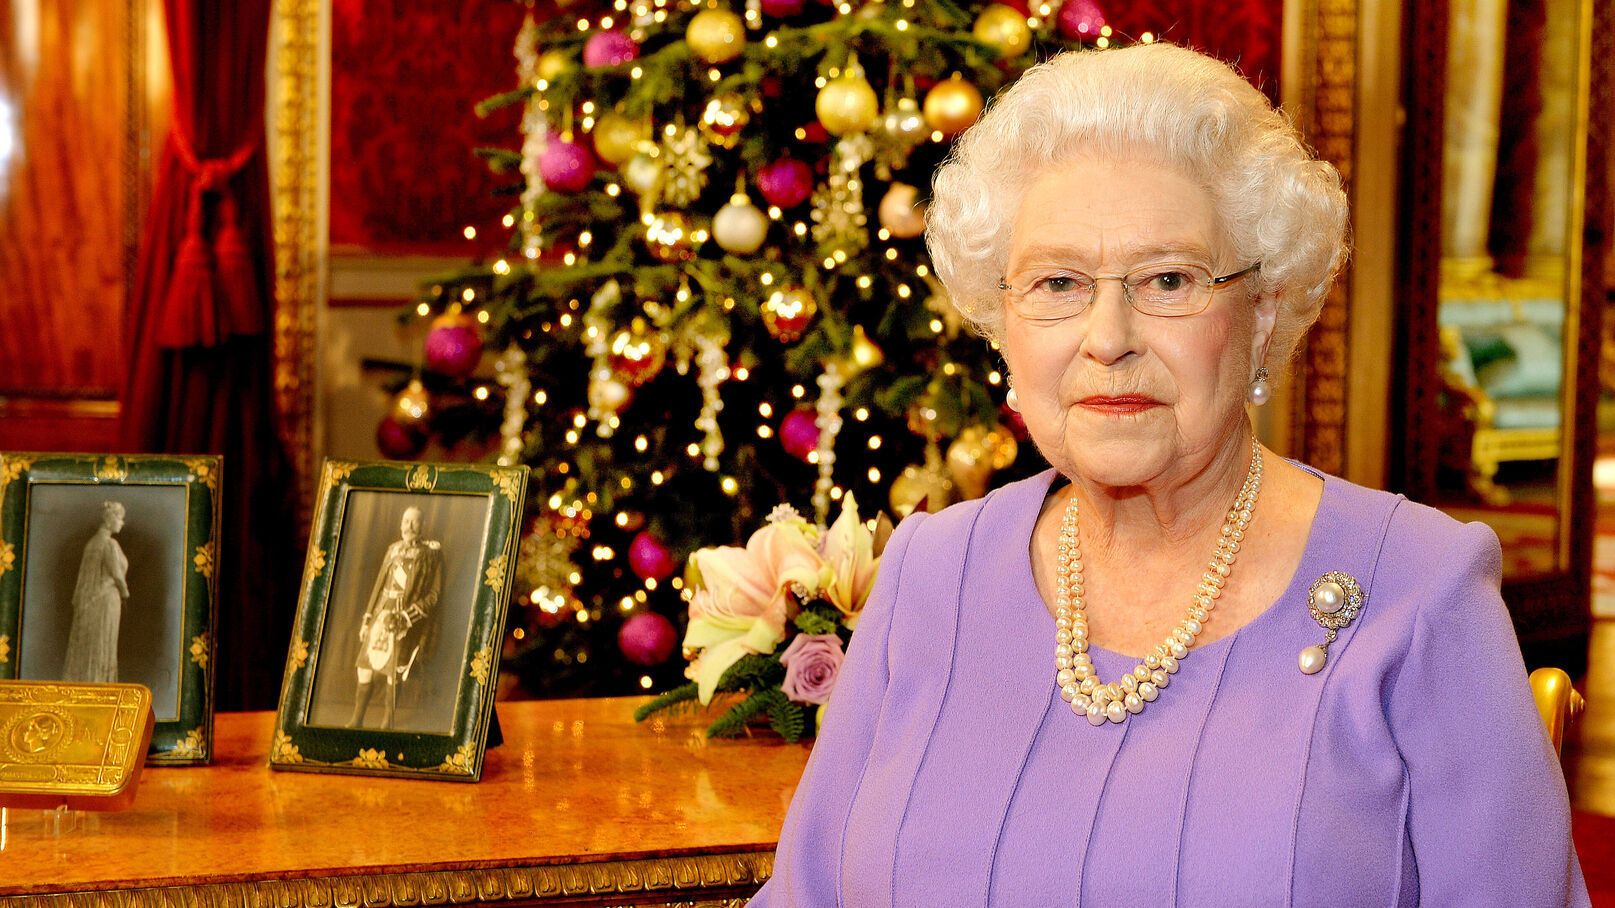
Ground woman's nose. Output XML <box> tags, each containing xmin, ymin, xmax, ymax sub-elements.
<box><xmin>1077</xmin><ymin>280</ymin><xmax>1143</xmax><ymax>366</ymax></box>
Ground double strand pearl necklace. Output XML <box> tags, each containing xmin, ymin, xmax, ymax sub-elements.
<box><xmin>1054</xmin><ymin>440</ymin><xmax>1264</xmax><ymax>726</ymax></box>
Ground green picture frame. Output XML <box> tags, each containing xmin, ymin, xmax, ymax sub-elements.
<box><xmin>0</xmin><ymin>453</ymin><xmax>220</xmax><ymax>765</ymax></box>
<box><xmin>271</xmin><ymin>459</ymin><xmax>527</xmax><ymax>781</ymax></box>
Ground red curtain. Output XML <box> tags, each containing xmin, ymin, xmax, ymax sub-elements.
<box><xmin>124</xmin><ymin>0</ymin><xmax>296</xmax><ymax>710</ymax></box>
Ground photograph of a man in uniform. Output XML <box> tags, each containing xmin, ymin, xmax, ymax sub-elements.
<box><xmin>348</xmin><ymin>506</ymin><xmax>443</xmax><ymax>729</ymax></box>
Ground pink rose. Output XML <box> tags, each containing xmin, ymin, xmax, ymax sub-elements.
<box><xmin>779</xmin><ymin>633</ymin><xmax>845</xmax><ymax>705</ymax></box>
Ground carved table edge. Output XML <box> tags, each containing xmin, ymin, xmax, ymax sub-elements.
<box><xmin>0</xmin><ymin>851</ymin><xmax>775</xmax><ymax>908</ymax></box>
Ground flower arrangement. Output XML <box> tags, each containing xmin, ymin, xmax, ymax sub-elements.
<box><xmin>634</xmin><ymin>494</ymin><xmax>889</xmax><ymax>742</ymax></box>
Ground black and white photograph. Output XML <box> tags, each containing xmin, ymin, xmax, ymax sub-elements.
<box><xmin>17</xmin><ymin>484</ymin><xmax>187</xmax><ymax>723</ymax></box>
<box><xmin>306</xmin><ymin>490</ymin><xmax>491</xmax><ymax>735</ymax></box>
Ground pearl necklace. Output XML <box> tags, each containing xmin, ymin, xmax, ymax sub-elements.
<box><xmin>1054</xmin><ymin>440</ymin><xmax>1263</xmax><ymax>726</ymax></box>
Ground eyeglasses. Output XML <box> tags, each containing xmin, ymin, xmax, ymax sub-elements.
<box><xmin>997</xmin><ymin>261</ymin><xmax>1261</xmax><ymax>321</ymax></box>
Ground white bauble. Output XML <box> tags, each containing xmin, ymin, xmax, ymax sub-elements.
<box><xmin>878</xmin><ymin>183</ymin><xmax>927</xmax><ymax>239</ymax></box>
<box><xmin>588</xmin><ymin>376</ymin><xmax>632</xmax><ymax>413</ymax></box>
<box><xmin>713</xmin><ymin>194</ymin><xmax>769</xmax><ymax>254</ymax></box>
<box><xmin>622</xmin><ymin>152</ymin><xmax>662</xmax><ymax>197</ymax></box>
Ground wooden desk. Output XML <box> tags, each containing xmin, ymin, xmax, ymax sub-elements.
<box><xmin>0</xmin><ymin>697</ymin><xmax>810</xmax><ymax>907</ymax></box>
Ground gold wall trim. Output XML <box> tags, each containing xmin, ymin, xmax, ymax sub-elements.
<box><xmin>271</xmin><ymin>0</ymin><xmax>325</xmax><ymax>528</ymax></box>
<box><xmin>0</xmin><ymin>852</ymin><xmax>773</xmax><ymax>908</ymax></box>
<box><xmin>1288</xmin><ymin>0</ymin><xmax>1358</xmax><ymax>477</ymax></box>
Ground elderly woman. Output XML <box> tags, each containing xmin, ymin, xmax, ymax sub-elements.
<box><xmin>752</xmin><ymin>44</ymin><xmax>1588</xmax><ymax>905</ymax></box>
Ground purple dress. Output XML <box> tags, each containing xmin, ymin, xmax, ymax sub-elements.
<box><xmin>752</xmin><ymin>468</ymin><xmax>1589</xmax><ymax>906</ymax></box>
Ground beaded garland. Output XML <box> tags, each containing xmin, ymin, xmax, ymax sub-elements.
<box><xmin>1054</xmin><ymin>439</ymin><xmax>1264</xmax><ymax>726</ymax></box>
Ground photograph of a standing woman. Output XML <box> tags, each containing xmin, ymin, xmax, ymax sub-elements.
<box><xmin>62</xmin><ymin>500</ymin><xmax>129</xmax><ymax>682</ymax></box>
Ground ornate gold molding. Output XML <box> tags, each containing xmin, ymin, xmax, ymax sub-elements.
<box><xmin>271</xmin><ymin>0</ymin><xmax>323</xmax><ymax>528</ymax></box>
<box><xmin>1286</xmin><ymin>0</ymin><xmax>1357</xmax><ymax>477</ymax></box>
<box><xmin>0</xmin><ymin>852</ymin><xmax>773</xmax><ymax>908</ymax></box>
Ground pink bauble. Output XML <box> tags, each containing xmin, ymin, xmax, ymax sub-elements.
<box><xmin>628</xmin><ymin>531</ymin><xmax>677</xmax><ymax>582</ymax></box>
<box><xmin>424</xmin><ymin>316</ymin><xmax>484</xmax><ymax>378</ymax></box>
<box><xmin>376</xmin><ymin>416</ymin><xmax>427</xmax><ymax>460</ymax></box>
<box><xmin>618</xmin><ymin>612</ymin><xmax>678</xmax><ymax>666</ymax></box>
<box><xmin>779</xmin><ymin>408</ymin><xmax>820</xmax><ymax>461</ymax></box>
<box><xmin>756</xmin><ymin>157</ymin><xmax>815</xmax><ymax>209</ymax></box>
<box><xmin>1057</xmin><ymin>0</ymin><xmax>1106</xmax><ymax>40</ymax></box>
<box><xmin>583</xmin><ymin>31</ymin><xmax>639</xmax><ymax>68</ymax></box>
<box><xmin>760</xmin><ymin>0</ymin><xmax>804</xmax><ymax>16</ymax></box>
<box><xmin>540</xmin><ymin>139</ymin><xmax>596</xmax><ymax>193</ymax></box>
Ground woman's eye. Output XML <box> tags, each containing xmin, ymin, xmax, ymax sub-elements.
<box><xmin>1150</xmin><ymin>271</ymin><xmax>1188</xmax><ymax>292</ymax></box>
<box><xmin>1041</xmin><ymin>276</ymin><xmax>1086</xmax><ymax>295</ymax></box>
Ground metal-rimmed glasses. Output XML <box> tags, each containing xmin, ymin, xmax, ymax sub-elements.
<box><xmin>997</xmin><ymin>261</ymin><xmax>1262</xmax><ymax>321</ymax></box>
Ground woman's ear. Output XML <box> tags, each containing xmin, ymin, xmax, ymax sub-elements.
<box><xmin>1251</xmin><ymin>286</ymin><xmax>1280</xmax><ymax>366</ymax></box>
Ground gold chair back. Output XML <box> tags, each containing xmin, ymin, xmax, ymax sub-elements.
<box><xmin>1529</xmin><ymin>667</ymin><xmax>1585</xmax><ymax>755</ymax></box>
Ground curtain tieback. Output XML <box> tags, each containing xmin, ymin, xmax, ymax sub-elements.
<box><xmin>157</xmin><ymin>133</ymin><xmax>263</xmax><ymax>349</ymax></box>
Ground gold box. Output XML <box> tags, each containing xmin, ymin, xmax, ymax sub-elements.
<box><xmin>0</xmin><ymin>681</ymin><xmax>155</xmax><ymax>811</ymax></box>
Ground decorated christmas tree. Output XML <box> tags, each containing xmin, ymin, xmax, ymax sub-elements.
<box><xmin>385</xmin><ymin>0</ymin><xmax>1138</xmax><ymax>697</ymax></box>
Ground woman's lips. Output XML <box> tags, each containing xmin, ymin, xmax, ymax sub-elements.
<box><xmin>1076</xmin><ymin>395</ymin><xmax>1165</xmax><ymax>414</ymax></box>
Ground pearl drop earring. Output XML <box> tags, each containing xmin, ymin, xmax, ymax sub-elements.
<box><xmin>1005</xmin><ymin>381</ymin><xmax>1020</xmax><ymax>412</ymax></box>
<box><xmin>1248</xmin><ymin>366</ymin><xmax>1271</xmax><ymax>407</ymax></box>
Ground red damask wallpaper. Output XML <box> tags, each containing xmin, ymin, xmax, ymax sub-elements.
<box><xmin>329</xmin><ymin>0</ymin><xmax>526</xmax><ymax>254</ymax></box>
<box><xmin>327</xmin><ymin>0</ymin><xmax>1282</xmax><ymax>254</ymax></box>
<box><xmin>1103</xmin><ymin>1</ymin><xmax>1284</xmax><ymax>102</ymax></box>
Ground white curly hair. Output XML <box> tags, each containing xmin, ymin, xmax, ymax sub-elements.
<box><xmin>925</xmin><ymin>42</ymin><xmax>1349</xmax><ymax>368</ymax></box>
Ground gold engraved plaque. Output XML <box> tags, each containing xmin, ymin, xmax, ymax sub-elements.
<box><xmin>0</xmin><ymin>681</ymin><xmax>155</xmax><ymax>810</ymax></box>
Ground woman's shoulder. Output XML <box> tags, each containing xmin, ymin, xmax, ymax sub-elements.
<box><xmin>887</xmin><ymin>469</ymin><xmax>1051</xmax><ymax>557</ymax></box>
<box><xmin>1307</xmin><ymin>469</ymin><xmax>1504</xmax><ymax>628</ymax></box>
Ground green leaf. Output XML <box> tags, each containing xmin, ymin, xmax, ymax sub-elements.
<box><xmin>633</xmin><ymin>682</ymin><xmax>701</xmax><ymax>721</ymax></box>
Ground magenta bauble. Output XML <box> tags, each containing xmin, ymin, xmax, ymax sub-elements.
<box><xmin>582</xmin><ymin>31</ymin><xmax>639</xmax><ymax>68</ymax></box>
<box><xmin>376</xmin><ymin>416</ymin><xmax>427</xmax><ymax>460</ymax></box>
<box><xmin>424</xmin><ymin>316</ymin><xmax>484</xmax><ymax>378</ymax></box>
<box><xmin>760</xmin><ymin>0</ymin><xmax>805</xmax><ymax>17</ymax></box>
<box><xmin>540</xmin><ymin>139</ymin><xmax>596</xmax><ymax>193</ymax></box>
<box><xmin>756</xmin><ymin>157</ymin><xmax>815</xmax><ymax>209</ymax></box>
<box><xmin>628</xmin><ymin>531</ymin><xmax>677</xmax><ymax>581</ymax></box>
<box><xmin>779</xmin><ymin>408</ymin><xmax>820</xmax><ymax>461</ymax></box>
<box><xmin>618</xmin><ymin>612</ymin><xmax>678</xmax><ymax>666</ymax></box>
<box><xmin>1057</xmin><ymin>0</ymin><xmax>1106</xmax><ymax>40</ymax></box>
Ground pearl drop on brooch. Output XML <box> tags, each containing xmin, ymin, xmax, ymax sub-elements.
<box><xmin>1313</xmin><ymin>580</ymin><xmax>1346</xmax><ymax>615</ymax></box>
<box><xmin>1298</xmin><ymin>645</ymin><xmax>1328</xmax><ymax>675</ymax></box>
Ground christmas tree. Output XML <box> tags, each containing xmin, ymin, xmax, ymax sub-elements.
<box><xmin>385</xmin><ymin>0</ymin><xmax>1136</xmax><ymax>697</ymax></box>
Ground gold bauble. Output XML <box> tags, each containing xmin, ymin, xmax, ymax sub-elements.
<box><xmin>973</xmin><ymin>4</ymin><xmax>1033</xmax><ymax>59</ymax></box>
<box><xmin>841</xmin><ymin>325</ymin><xmax>885</xmax><ymax>377</ymax></box>
<box><xmin>888</xmin><ymin>462</ymin><xmax>955</xmax><ymax>518</ymax></box>
<box><xmin>392</xmin><ymin>378</ymin><xmax>431</xmax><ymax>427</ymax></box>
<box><xmin>607</xmin><ymin>318</ymin><xmax>668</xmax><ymax>387</ymax></box>
<box><xmin>880</xmin><ymin>96</ymin><xmax>927</xmax><ymax>148</ymax></box>
<box><xmin>923</xmin><ymin>75</ymin><xmax>984</xmax><ymax>138</ymax></box>
<box><xmin>593</xmin><ymin>113</ymin><xmax>650</xmax><ymax>166</ymax></box>
<box><xmin>537</xmin><ymin>50</ymin><xmax>573</xmax><ymax>83</ymax></box>
<box><xmin>984</xmin><ymin>426</ymin><xmax>1019</xmax><ymax>470</ymax></box>
<box><xmin>761</xmin><ymin>286</ymin><xmax>819</xmax><ymax>342</ymax></box>
<box><xmin>644</xmin><ymin>210</ymin><xmax>703</xmax><ymax>263</ymax></box>
<box><xmin>945</xmin><ymin>429</ymin><xmax>995</xmax><ymax>501</ymax></box>
<box><xmin>699</xmin><ymin>93</ymin><xmax>751</xmax><ymax>149</ymax></box>
<box><xmin>815</xmin><ymin>67</ymin><xmax>880</xmax><ymax>137</ymax></box>
<box><xmin>687</xmin><ymin>8</ymin><xmax>747</xmax><ymax>64</ymax></box>
<box><xmin>878</xmin><ymin>183</ymin><xmax>928</xmax><ymax>239</ymax></box>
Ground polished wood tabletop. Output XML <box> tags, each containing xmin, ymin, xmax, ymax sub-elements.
<box><xmin>0</xmin><ymin>697</ymin><xmax>810</xmax><ymax>904</ymax></box>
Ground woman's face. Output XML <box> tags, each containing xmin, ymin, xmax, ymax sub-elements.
<box><xmin>999</xmin><ymin>155</ymin><xmax>1276</xmax><ymax>489</ymax></box>
<box><xmin>105</xmin><ymin>510</ymin><xmax>125</xmax><ymax>533</ymax></box>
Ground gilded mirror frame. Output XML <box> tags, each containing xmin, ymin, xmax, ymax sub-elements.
<box><xmin>1392</xmin><ymin>0</ymin><xmax>1611</xmax><ymax>668</ymax></box>
<box><xmin>268</xmin><ymin>2</ymin><xmax>1376</xmax><ymax>505</ymax></box>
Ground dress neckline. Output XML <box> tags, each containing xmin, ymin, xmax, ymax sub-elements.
<box><xmin>1014</xmin><ymin>464</ymin><xmax>1334</xmax><ymax>665</ymax></box>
